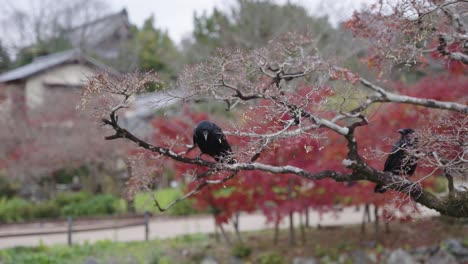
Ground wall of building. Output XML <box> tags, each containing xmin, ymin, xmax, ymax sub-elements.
<box><xmin>0</xmin><ymin>83</ymin><xmax>25</xmax><ymax>117</ymax></box>
<box><xmin>25</xmin><ymin>64</ymin><xmax>96</xmax><ymax>109</ymax></box>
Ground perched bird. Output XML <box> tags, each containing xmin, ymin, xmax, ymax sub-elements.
<box><xmin>193</xmin><ymin>120</ymin><xmax>234</xmax><ymax>163</ymax></box>
<box><xmin>375</xmin><ymin>128</ymin><xmax>418</xmax><ymax>193</ymax></box>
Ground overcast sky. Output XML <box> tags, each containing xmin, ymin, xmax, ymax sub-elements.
<box><xmin>1</xmin><ymin>0</ymin><xmax>374</xmax><ymax>48</ymax></box>
<box><xmin>110</xmin><ymin>0</ymin><xmax>373</xmax><ymax>43</ymax></box>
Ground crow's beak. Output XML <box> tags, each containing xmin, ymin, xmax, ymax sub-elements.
<box><xmin>203</xmin><ymin>131</ymin><xmax>208</xmax><ymax>141</ymax></box>
<box><xmin>397</xmin><ymin>129</ymin><xmax>405</xmax><ymax>135</ymax></box>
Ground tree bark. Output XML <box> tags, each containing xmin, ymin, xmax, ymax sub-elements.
<box><xmin>214</xmin><ymin>225</ymin><xmax>220</xmax><ymax>243</ymax></box>
<box><xmin>233</xmin><ymin>211</ymin><xmax>242</xmax><ymax>243</ymax></box>
<box><xmin>288</xmin><ymin>179</ymin><xmax>296</xmax><ymax>246</ymax></box>
<box><xmin>374</xmin><ymin>204</ymin><xmax>380</xmax><ymax>244</ymax></box>
<box><xmin>218</xmin><ymin>223</ymin><xmax>231</xmax><ymax>245</ymax></box>
<box><xmin>125</xmin><ymin>161</ymin><xmax>136</xmax><ymax>213</ymax></box>
<box><xmin>273</xmin><ymin>221</ymin><xmax>280</xmax><ymax>245</ymax></box>
<box><xmin>289</xmin><ymin>211</ymin><xmax>296</xmax><ymax>246</ymax></box>
<box><xmin>299</xmin><ymin>212</ymin><xmax>306</xmax><ymax>245</ymax></box>
<box><xmin>361</xmin><ymin>204</ymin><xmax>371</xmax><ymax>234</ymax></box>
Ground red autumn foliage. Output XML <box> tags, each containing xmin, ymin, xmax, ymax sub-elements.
<box><xmin>90</xmin><ymin>0</ymin><xmax>467</xmax><ymax>223</ymax></box>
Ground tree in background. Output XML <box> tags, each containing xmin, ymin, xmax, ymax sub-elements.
<box><xmin>14</xmin><ymin>37</ymin><xmax>72</xmax><ymax>67</ymax></box>
<box><xmin>1</xmin><ymin>0</ymin><xmax>109</xmax><ymax>66</ymax></box>
<box><xmin>182</xmin><ymin>8</ymin><xmax>230</xmax><ymax>63</ymax></box>
<box><xmin>132</xmin><ymin>15</ymin><xmax>182</xmax><ymax>90</ymax></box>
<box><xmin>0</xmin><ymin>41</ymin><xmax>12</xmax><ymax>72</ymax></box>
<box><xmin>182</xmin><ymin>0</ymin><xmax>336</xmax><ymax>63</ymax></box>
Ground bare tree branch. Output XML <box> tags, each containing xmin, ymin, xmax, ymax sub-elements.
<box><xmin>99</xmin><ymin>101</ymin><xmax>468</xmax><ymax>218</ymax></box>
<box><xmin>331</xmin><ymin>68</ymin><xmax>468</xmax><ymax>114</ymax></box>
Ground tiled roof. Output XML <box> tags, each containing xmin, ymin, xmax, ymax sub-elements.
<box><xmin>65</xmin><ymin>9</ymin><xmax>129</xmax><ymax>48</ymax></box>
<box><xmin>0</xmin><ymin>49</ymin><xmax>115</xmax><ymax>83</ymax></box>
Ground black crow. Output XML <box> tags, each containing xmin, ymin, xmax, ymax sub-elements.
<box><xmin>193</xmin><ymin>120</ymin><xmax>234</xmax><ymax>163</ymax></box>
<box><xmin>375</xmin><ymin>128</ymin><xmax>418</xmax><ymax>193</ymax></box>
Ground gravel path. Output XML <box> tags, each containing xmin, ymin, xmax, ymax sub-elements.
<box><xmin>0</xmin><ymin>206</ymin><xmax>438</xmax><ymax>249</ymax></box>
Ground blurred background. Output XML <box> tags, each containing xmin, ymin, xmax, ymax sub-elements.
<box><xmin>0</xmin><ymin>0</ymin><xmax>467</xmax><ymax>263</ymax></box>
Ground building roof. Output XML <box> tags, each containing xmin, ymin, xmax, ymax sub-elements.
<box><xmin>65</xmin><ymin>9</ymin><xmax>130</xmax><ymax>48</ymax></box>
<box><xmin>0</xmin><ymin>49</ymin><xmax>116</xmax><ymax>83</ymax></box>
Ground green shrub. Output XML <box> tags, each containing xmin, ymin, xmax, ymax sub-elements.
<box><xmin>53</xmin><ymin>167</ymin><xmax>89</xmax><ymax>185</ymax></box>
<box><xmin>32</xmin><ymin>201</ymin><xmax>61</xmax><ymax>219</ymax></box>
<box><xmin>336</xmin><ymin>240</ymin><xmax>352</xmax><ymax>251</ymax></box>
<box><xmin>54</xmin><ymin>192</ymin><xmax>91</xmax><ymax>208</ymax></box>
<box><xmin>168</xmin><ymin>198</ymin><xmax>196</xmax><ymax>216</ymax></box>
<box><xmin>0</xmin><ymin>197</ymin><xmax>33</xmax><ymax>223</ymax></box>
<box><xmin>0</xmin><ymin>174</ymin><xmax>18</xmax><ymax>198</ymax></box>
<box><xmin>149</xmin><ymin>255</ymin><xmax>172</xmax><ymax>264</ymax></box>
<box><xmin>0</xmin><ymin>192</ymin><xmax>127</xmax><ymax>223</ymax></box>
<box><xmin>257</xmin><ymin>252</ymin><xmax>285</xmax><ymax>264</ymax></box>
<box><xmin>314</xmin><ymin>244</ymin><xmax>339</xmax><ymax>259</ymax></box>
<box><xmin>314</xmin><ymin>244</ymin><xmax>327</xmax><ymax>258</ymax></box>
<box><xmin>61</xmin><ymin>194</ymin><xmax>124</xmax><ymax>217</ymax></box>
<box><xmin>231</xmin><ymin>243</ymin><xmax>252</xmax><ymax>258</ymax></box>
<box><xmin>134</xmin><ymin>188</ymin><xmax>198</xmax><ymax>216</ymax></box>
<box><xmin>22</xmin><ymin>253</ymin><xmax>60</xmax><ymax>264</ymax></box>
<box><xmin>0</xmin><ymin>198</ymin><xmax>60</xmax><ymax>223</ymax></box>
<box><xmin>462</xmin><ymin>237</ymin><xmax>468</xmax><ymax>247</ymax></box>
<box><xmin>433</xmin><ymin>177</ymin><xmax>448</xmax><ymax>193</ymax></box>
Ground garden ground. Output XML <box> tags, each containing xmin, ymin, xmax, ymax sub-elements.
<box><xmin>0</xmin><ymin>216</ymin><xmax>467</xmax><ymax>264</ymax></box>
<box><xmin>0</xmin><ymin>206</ymin><xmax>438</xmax><ymax>249</ymax></box>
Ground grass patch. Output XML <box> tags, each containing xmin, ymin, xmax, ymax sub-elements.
<box><xmin>0</xmin><ymin>239</ymin><xmax>169</xmax><ymax>264</ymax></box>
<box><xmin>134</xmin><ymin>188</ymin><xmax>199</xmax><ymax>216</ymax></box>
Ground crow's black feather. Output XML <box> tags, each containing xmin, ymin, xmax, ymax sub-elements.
<box><xmin>375</xmin><ymin>128</ymin><xmax>418</xmax><ymax>193</ymax></box>
<box><xmin>193</xmin><ymin>120</ymin><xmax>234</xmax><ymax>163</ymax></box>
